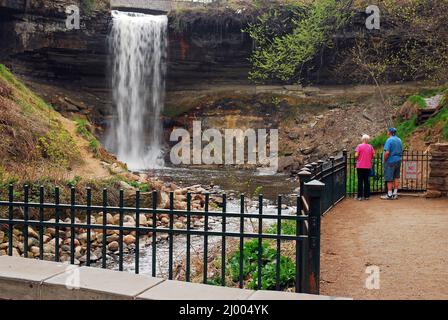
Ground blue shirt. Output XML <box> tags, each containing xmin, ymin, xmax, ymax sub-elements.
<box><xmin>384</xmin><ymin>136</ymin><xmax>403</xmax><ymax>164</ymax></box>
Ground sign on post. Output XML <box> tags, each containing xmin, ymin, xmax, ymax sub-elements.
<box><xmin>404</xmin><ymin>161</ymin><xmax>418</xmax><ymax>179</ymax></box>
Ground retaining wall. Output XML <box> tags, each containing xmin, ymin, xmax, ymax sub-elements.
<box><xmin>426</xmin><ymin>143</ymin><xmax>448</xmax><ymax>198</ymax></box>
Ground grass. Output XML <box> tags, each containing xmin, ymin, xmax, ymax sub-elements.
<box><xmin>424</xmin><ymin>103</ymin><xmax>448</xmax><ymax>140</ymax></box>
<box><xmin>74</xmin><ymin>117</ymin><xmax>101</xmax><ymax>158</ymax></box>
<box><xmin>267</xmin><ymin>220</ymin><xmax>297</xmax><ymax>236</ymax></box>
<box><xmin>407</xmin><ymin>95</ymin><xmax>427</xmax><ymax>109</ymax></box>
<box><xmin>0</xmin><ymin>64</ymin><xmax>82</xmax><ymax>171</ymax></box>
<box><xmin>418</xmin><ymin>86</ymin><xmax>448</xmax><ymax>98</ymax></box>
<box><xmin>74</xmin><ymin>118</ymin><xmax>91</xmax><ymax>139</ymax></box>
<box><xmin>370</xmin><ymin>115</ymin><xmax>418</xmax><ymax>151</ymax></box>
<box><xmin>0</xmin><ymin>65</ymin><xmax>52</xmax><ymax>113</ymax></box>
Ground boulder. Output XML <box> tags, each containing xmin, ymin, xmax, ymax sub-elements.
<box><xmin>107</xmin><ymin>241</ymin><xmax>119</xmax><ymax>252</ymax></box>
<box><xmin>123</xmin><ymin>235</ymin><xmax>136</xmax><ymax>245</ymax></box>
<box><xmin>278</xmin><ymin>156</ymin><xmax>295</xmax><ymax>171</ymax></box>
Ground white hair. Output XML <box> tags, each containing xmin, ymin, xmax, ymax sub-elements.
<box><xmin>362</xmin><ymin>134</ymin><xmax>370</xmax><ymax>142</ymax></box>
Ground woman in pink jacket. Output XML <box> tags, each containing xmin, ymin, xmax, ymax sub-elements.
<box><xmin>355</xmin><ymin>134</ymin><xmax>375</xmax><ymax>200</ymax></box>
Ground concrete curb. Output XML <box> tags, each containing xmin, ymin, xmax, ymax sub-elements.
<box><xmin>0</xmin><ymin>256</ymin><xmax>351</xmax><ymax>300</ymax></box>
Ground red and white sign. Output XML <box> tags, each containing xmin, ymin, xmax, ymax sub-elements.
<box><xmin>404</xmin><ymin>161</ymin><xmax>418</xmax><ymax>180</ymax></box>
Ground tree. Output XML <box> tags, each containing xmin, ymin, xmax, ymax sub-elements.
<box><xmin>245</xmin><ymin>0</ymin><xmax>352</xmax><ymax>83</ymax></box>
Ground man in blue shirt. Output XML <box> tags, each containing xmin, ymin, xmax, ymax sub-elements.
<box><xmin>381</xmin><ymin>127</ymin><xmax>403</xmax><ymax>200</ymax></box>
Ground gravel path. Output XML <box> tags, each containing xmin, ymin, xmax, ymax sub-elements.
<box><xmin>320</xmin><ymin>196</ymin><xmax>448</xmax><ymax>300</ymax></box>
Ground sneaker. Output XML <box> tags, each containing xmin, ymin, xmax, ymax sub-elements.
<box><xmin>380</xmin><ymin>194</ymin><xmax>394</xmax><ymax>200</ymax></box>
<box><xmin>355</xmin><ymin>197</ymin><xmax>363</xmax><ymax>201</ymax></box>
<box><xmin>364</xmin><ymin>197</ymin><xmax>370</xmax><ymax>200</ymax></box>
<box><xmin>392</xmin><ymin>194</ymin><xmax>398</xmax><ymax>200</ymax></box>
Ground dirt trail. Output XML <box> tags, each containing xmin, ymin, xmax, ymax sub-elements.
<box><xmin>59</xmin><ymin>117</ymin><xmax>111</xmax><ymax>180</ymax></box>
<box><xmin>320</xmin><ymin>196</ymin><xmax>448</xmax><ymax>300</ymax></box>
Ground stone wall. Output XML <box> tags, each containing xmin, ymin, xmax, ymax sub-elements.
<box><xmin>426</xmin><ymin>143</ymin><xmax>448</xmax><ymax>198</ymax></box>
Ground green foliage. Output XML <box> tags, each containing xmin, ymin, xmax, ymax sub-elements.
<box><xmin>227</xmin><ymin>239</ymin><xmax>296</xmax><ymax>290</ymax></box>
<box><xmin>418</xmin><ymin>88</ymin><xmax>445</xmax><ymax>98</ymax></box>
<box><xmin>88</xmin><ymin>138</ymin><xmax>100</xmax><ymax>157</ymax></box>
<box><xmin>396</xmin><ymin>116</ymin><xmax>418</xmax><ymax>141</ymax></box>
<box><xmin>248</xmin><ymin>256</ymin><xmax>296</xmax><ymax>290</ymax></box>
<box><xmin>127</xmin><ymin>180</ymin><xmax>151</xmax><ymax>192</ymax></box>
<box><xmin>267</xmin><ymin>220</ymin><xmax>297</xmax><ymax>236</ymax></box>
<box><xmin>443</xmin><ymin>123</ymin><xmax>448</xmax><ymax>140</ymax></box>
<box><xmin>74</xmin><ymin>118</ymin><xmax>91</xmax><ymax>139</ymax></box>
<box><xmin>407</xmin><ymin>95</ymin><xmax>427</xmax><ymax>109</ymax></box>
<box><xmin>67</xmin><ymin>175</ymin><xmax>82</xmax><ymax>187</ymax></box>
<box><xmin>82</xmin><ymin>0</ymin><xmax>95</xmax><ymax>13</ymax></box>
<box><xmin>348</xmin><ymin>0</ymin><xmax>448</xmax><ymax>83</ymax></box>
<box><xmin>0</xmin><ymin>64</ymin><xmax>52</xmax><ymax>112</ymax></box>
<box><xmin>425</xmin><ymin>105</ymin><xmax>448</xmax><ymax>134</ymax></box>
<box><xmin>37</xmin><ymin>128</ymin><xmax>80</xmax><ymax>168</ymax></box>
<box><xmin>370</xmin><ymin>115</ymin><xmax>418</xmax><ymax>152</ymax></box>
<box><xmin>253</xmin><ymin>186</ymin><xmax>263</xmax><ymax>197</ymax></box>
<box><xmin>74</xmin><ymin>117</ymin><xmax>101</xmax><ymax>158</ymax></box>
<box><xmin>0</xmin><ymin>64</ymin><xmax>28</xmax><ymax>93</ymax></box>
<box><xmin>245</xmin><ymin>0</ymin><xmax>349</xmax><ymax>83</ymax></box>
<box><xmin>370</xmin><ymin>134</ymin><xmax>388</xmax><ymax>150</ymax></box>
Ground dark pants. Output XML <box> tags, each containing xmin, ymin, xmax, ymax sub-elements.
<box><xmin>357</xmin><ymin>168</ymin><xmax>371</xmax><ymax>198</ymax></box>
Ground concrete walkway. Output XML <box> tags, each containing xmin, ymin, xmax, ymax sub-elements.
<box><xmin>320</xmin><ymin>196</ymin><xmax>448</xmax><ymax>300</ymax></box>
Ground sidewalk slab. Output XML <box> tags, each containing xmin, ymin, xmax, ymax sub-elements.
<box><xmin>248</xmin><ymin>290</ymin><xmax>352</xmax><ymax>300</ymax></box>
<box><xmin>41</xmin><ymin>266</ymin><xmax>165</xmax><ymax>300</ymax></box>
<box><xmin>0</xmin><ymin>256</ymin><xmax>77</xmax><ymax>300</ymax></box>
<box><xmin>137</xmin><ymin>280</ymin><xmax>254</xmax><ymax>300</ymax></box>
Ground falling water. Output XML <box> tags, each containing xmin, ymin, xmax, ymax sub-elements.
<box><xmin>106</xmin><ymin>10</ymin><xmax>167</xmax><ymax>170</ymax></box>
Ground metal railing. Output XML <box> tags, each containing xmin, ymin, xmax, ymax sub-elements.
<box><xmin>346</xmin><ymin>150</ymin><xmax>430</xmax><ymax>197</ymax></box>
<box><xmin>297</xmin><ymin>153</ymin><xmax>347</xmax><ymax>216</ymax></box>
<box><xmin>0</xmin><ymin>183</ymin><xmax>327</xmax><ymax>294</ymax></box>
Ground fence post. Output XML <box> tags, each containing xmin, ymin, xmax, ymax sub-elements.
<box><xmin>298</xmin><ymin>169</ymin><xmax>312</xmax><ymax>293</ymax></box>
<box><xmin>343</xmin><ymin>149</ymin><xmax>348</xmax><ymax>196</ymax></box>
<box><xmin>329</xmin><ymin>156</ymin><xmax>335</xmax><ymax>204</ymax></box>
<box><xmin>317</xmin><ymin>160</ymin><xmax>324</xmax><ymax>180</ymax></box>
<box><xmin>304</xmin><ymin>179</ymin><xmax>325</xmax><ymax>295</ymax></box>
<box><xmin>310</xmin><ymin>162</ymin><xmax>318</xmax><ymax>177</ymax></box>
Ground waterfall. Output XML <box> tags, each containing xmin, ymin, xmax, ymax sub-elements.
<box><xmin>106</xmin><ymin>10</ymin><xmax>167</xmax><ymax>170</ymax></box>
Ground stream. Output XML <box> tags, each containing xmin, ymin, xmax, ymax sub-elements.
<box><xmin>110</xmin><ymin>167</ymin><xmax>300</xmax><ymax>278</ymax></box>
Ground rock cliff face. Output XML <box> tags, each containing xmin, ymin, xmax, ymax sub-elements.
<box><xmin>0</xmin><ymin>0</ymin><xmax>112</xmax><ymax>125</ymax></box>
<box><xmin>0</xmin><ymin>3</ymin><xmax>254</xmax><ymax>128</ymax></box>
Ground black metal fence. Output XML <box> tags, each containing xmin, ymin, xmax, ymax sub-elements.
<box><xmin>346</xmin><ymin>150</ymin><xmax>430</xmax><ymax>197</ymax></box>
<box><xmin>298</xmin><ymin>153</ymin><xmax>347</xmax><ymax>215</ymax></box>
<box><xmin>0</xmin><ymin>152</ymin><xmax>357</xmax><ymax>295</ymax></box>
<box><xmin>0</xmin><ymin>182</ymin><xmax>330</xmax><ymax>294</ymax></box>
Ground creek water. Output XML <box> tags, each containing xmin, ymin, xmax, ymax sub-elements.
<box><xmin>114</xmin><ymin>167</ymin><xmax>299</xmax><ymax>278</ymax></box>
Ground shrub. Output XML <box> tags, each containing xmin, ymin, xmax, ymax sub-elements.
<box><xmin>37</xmin><ymin>129</ymin><xmax>80</xmax><ymax>168</ymax></box>
<box><xmin>267</xmin><ymin>220</ymin><xmax>297</xmax><ymax>236</ymax></box>
<box><xmin>245</xmin><ymin>0</ymin><xmax>350</xmax><ymax>83</ymax></box>
<box><xmin>248</xmin><ymin>256</ymin><xmax>296</xmax><ymax>290</ymax></box>
<box><xmin>227</xmin><ymin>239</ymin><xmax>296</xmax><ymax>291</ymax></box>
